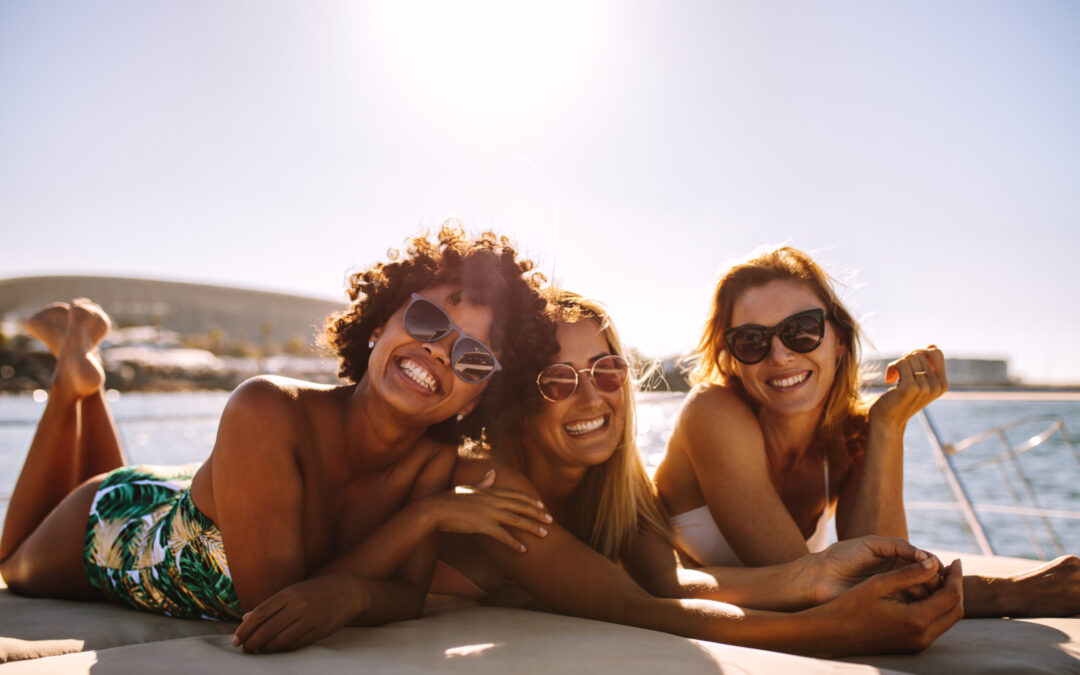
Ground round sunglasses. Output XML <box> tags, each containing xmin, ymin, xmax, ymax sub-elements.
<box><xmin>536</xmin><ymin>354</ymin><xmax>629</xmax><ymax>402</ymax></box>
<box><xmin>722</xmin><ymin>308</ymin><xmax>827</xmax><ymax>365</ymax></box>
<box><xmin>402</xmin><ymin>293</ymin><xmax>502</xmax><ymax>384</ymax></box>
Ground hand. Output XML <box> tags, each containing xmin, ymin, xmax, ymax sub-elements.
<box><xmin>810</xmin><ymin>536</ymin><xmax>941</xmax><ymax>605</ymax></box>
<box><xmin>870</xmin><ymin>345</ymin><xmax>948</xmax><ymax>431</ymax></box>
<box><xmin>421</xmin><ymin>470</ymin><xmax>553</xmax><ymax>552</ymax></box>
<box><xmin>819</xmin><ymin>557</ymin><xmax>964</xmax><ymax>656</ymax></box>
<box><xmin>232</xmin><ymin>573</ymin><xmax>364</xmax><ymax>653</ymax></box>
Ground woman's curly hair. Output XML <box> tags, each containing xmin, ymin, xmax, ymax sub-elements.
<box><xmin>323</xmin><ymin>222</ymin><xmax>556</xmax><ymax>444</ymax></box>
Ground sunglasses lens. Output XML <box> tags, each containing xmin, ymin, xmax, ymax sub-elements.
<box><xmin>779</xmin><ymin>312</ymin><xmax>825</xmax><ymax>353</ymax></box>
<box><xmin>592</xmin><ymin>356</ymin><xmax>628</xmax><ymax>392</ymax></box>
<box><xmin>452</xmin><ymin>337</ymin><xmax>498</xmax><ymax>383</ymax></box>
<box><xmin>727</xmin><ymin>328</ymin><xmax>769</xmax><ymax>364</ymax></box>
<box><xmin>538</xmin><ymin>364</ymin><xmax>578</xmax><ymax>401</ymax></box>
<box><xmin>404</xmin><ymin>299</ymin><xmax>451</xmax><ymax>342</ymax></box>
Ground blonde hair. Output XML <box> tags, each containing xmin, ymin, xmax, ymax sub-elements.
<box><xmin>493</xmin><ymin>289</ymin><xmax>671</xmax><ymax>560</ymax></box>
<box><xmin>692</xmin><ymin>247</ymin><xmax>868</xmax><ymax>467</ymax></box>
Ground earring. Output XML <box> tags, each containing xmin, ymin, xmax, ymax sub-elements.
<box><xmin>368</xmin><ymin>339</ymin><xmax>375</xmax><ymax>349</ymax></box>
<box><xmin>456</xmin><ymin>413</ymin><xmax>465</xmax><ymax>422</ymax></box>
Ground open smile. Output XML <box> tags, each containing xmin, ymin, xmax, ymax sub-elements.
<box><xmin>766</xmin><ymin>370</ymin><xmax>810</xmax><ymax>390</ymax></box>
<box><xmin>564</xmin><ymin>414</ymin><xmax>609</xmax><ymax>437</ymax></box>
<box><xmin>398</xmin><ymin>357</ymin><xmax>442</xmax><ymax>394</ymax></box>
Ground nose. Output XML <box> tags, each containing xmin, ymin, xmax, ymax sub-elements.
<box><xmin>765</xmin><ymin>334</ymin><xmax>794</xmax><ymax>364</ymax></box>
<box><xmin>574</xmin><ymin>371</ymin><xmax>604</xmax><ymax>403</ymax></box>
<box><xmin>422</xmin><ymin>330</ymin><xmax>459</xmax><ymax>367</ymax></box>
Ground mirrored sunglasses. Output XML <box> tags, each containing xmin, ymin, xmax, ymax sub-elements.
<box><xmin>402</xmin><ymin>293</ymin><xmax>502</xmax><ymax>383</ymax></box>
<box><xmin>536</xmin><ymin>354</ymin><xmax>629</xmax><ymax>403</ymax></box>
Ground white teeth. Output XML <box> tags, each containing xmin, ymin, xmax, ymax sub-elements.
<box><xmin>768</xmin><ymin>372</ymin><xmax>810</xmax><ymax>388</ymax></box>
<box><xmin>565</xmin><ymin>416</ymin><xmax>606</xmax><ymax>436</ymax></box>
<box><xmin>400</xmin><ymin>358</ymin><xmax>437</xmax><ymax>392</ymax></box>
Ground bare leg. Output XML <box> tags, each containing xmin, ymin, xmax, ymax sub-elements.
<box><xmin>21</xmin><ymin>300</ymin><xmax>125</xmax><ymax>480</ymax></box>
<box><xmin>0</xmin><ymin>300</ymin><xmax>110</xmax><ymax>562</ymax></box>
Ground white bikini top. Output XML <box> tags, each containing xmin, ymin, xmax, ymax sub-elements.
<box><xmin>671</xmin><ymin>458</ymin><xmax>832</xmax><ymax>567</ymax></box>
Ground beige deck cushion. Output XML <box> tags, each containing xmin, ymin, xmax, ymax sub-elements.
<box><xmin>1</xmin><ymin>553</ymin><xmax>1077</xmax><ymax>673</ymax></box>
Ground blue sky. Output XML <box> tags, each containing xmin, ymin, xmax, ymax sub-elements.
<box><xmin>2</xmin><ymin>1</ymin><xmax>1078</xmax><ymax>382</ymax></box>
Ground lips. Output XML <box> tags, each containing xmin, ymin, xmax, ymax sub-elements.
<box><xmin>564</xmin><ymin>414</ymin><xmax>608</xmax><ymax>437</ymax></box>
<box><xmin>767</xmin><ymin>371</ymin><xmax>810</xmax><ymax>389</ymax></box>
<box><xmin>398</xmin><ymin>357</ymin><xmax>441</xmax><ymax>394</ymax></box>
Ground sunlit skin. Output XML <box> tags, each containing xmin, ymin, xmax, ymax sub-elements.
<box><xmin>412</xmin><ymin>316</ymin><xmax>968</xmax><ymax>657</ymax></box>
<box><xmin>655</xmin><ymin>277</ymin><xmax>1080</xmax><ymax>618</ymax></box>
<box><xmin>0</xmin><ymin>287</ymin><xmax>523</xmax><ymax>654</ymax></box>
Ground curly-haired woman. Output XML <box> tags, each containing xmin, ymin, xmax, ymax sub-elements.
<box><xmin>0</xmin><ymin>225</ymin><xmax>554</xmax><ymax>652</ymax></box>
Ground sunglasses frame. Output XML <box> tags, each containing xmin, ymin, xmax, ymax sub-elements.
<box><xmin>536</xmin><ymin>354</ymin><xmax>629</xmax><ymax>403</ymax></box>
<box><xmin>402</xmin><ymin>293</ymin><xmax>503</xmax><ymax>384</ymax></box>
<box><xmin>723</xmin><ymin>308</ymin><xmax>828</xmax><ymax>365</ymax></box>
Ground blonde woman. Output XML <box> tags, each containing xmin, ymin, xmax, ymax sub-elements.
<box><xmin>427</xmin><ymin>290</ymin><xmax>963</xmax><ymax>657</ymax></box>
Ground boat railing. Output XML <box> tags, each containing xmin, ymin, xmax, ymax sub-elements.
<box><xmin>915</xmin><ymin>409</ymin><xmax>1080</xmax><ymax>560</ymax></box>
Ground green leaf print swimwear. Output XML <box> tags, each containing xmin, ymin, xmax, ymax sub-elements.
<box><xmin>83</xmin><ymin>464</ymin><xmax>243</xmax><ymax>621</ymax></box>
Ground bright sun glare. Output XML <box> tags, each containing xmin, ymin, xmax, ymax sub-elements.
<box><xmin>364</xmin><ymin>1</ymin><xmax>607</xmax><ymax>128</ymax></box>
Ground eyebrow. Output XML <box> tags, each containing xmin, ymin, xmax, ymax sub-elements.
<box><xmin>555</xmin><ymin>352</ymin><xmax>613</xmax><ymax>367</ymax></box>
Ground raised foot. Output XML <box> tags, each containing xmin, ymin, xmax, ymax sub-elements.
<box><xmin>22</xmin><ymin>302</ymin><xmax>70</xmax><ymax>356</ymax></box>
<box><xmin>51</xmin><ymin>299</ymin><xmax>112</xmax><ymax>399</ymax></box>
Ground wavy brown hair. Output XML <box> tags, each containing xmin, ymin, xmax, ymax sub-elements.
<box><xmin>323</xmin><ymin>222</ymin><xmax>553</xmax><ymax>444</ymax></box>
<box><xmin>491</xmin><ymin>290</ymin><xmax>672</xmax><ymax>560</ymax></box>
<box><xmin>691</xmin><ymin>247</ymin><xmax>869</xmax><ymax>469</ymax></box>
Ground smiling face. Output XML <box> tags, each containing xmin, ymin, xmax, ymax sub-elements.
<box><xmin>367</xmin><ymin>284</ymin><xmax>497</xmax><ymax>425</ymax></box>
<box><xmin>524</xmin><ymin>319</ymin><xmax>626</xmax><ymax>471</ymax></box>
<box><xmin>729</xmin><ymin>279</ymin><xmax>846</xmax><ymax>420</ymax></box>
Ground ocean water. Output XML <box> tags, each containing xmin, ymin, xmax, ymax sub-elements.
<box><xmin>2</xmin><ymin>391</ymin><xmax>1079</xmax><ymax>560</ymax></box>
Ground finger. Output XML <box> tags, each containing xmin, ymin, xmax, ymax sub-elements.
<box><xmin>232</xmin><ymin>599</ymin><xmax>284</xmax><ymax>647</ymax></box>
<box><xmin>242</xmin><ymin>609</ymin><xmax>303</xmax><ymax>653</ymax></box>
<box><xmin>259</xmin><ymin>617</ymin><xmax>318</xmax><ymax>653</ymax></box>
<box><xmin>491</xmin><ymin>509</ymin><xmax>551</xmax><ymax>537</ymax></box>
<box><xmin>485</xmin><ymin>525</ymin><xmax>529</xmax><ymax>552</ymax></box>
<box><xmin>893</xmin><ymin>358</ymin><xmax>917</xmax><ymax>388</ymax></box>
<box><xmin>863</xmin><ymin>536</ymin><xmax>923</xmax><ymax>563</ymax></box>
<box><xmin>926</xmin><ymin>345</ymin><xmax>948</xmax><ymax>389</ymax></box>
<box><xmin>484</xmin><ymin>496</ymin><xmax>553</xmax><ymax>523</ymax></box>
<box><xmin>911</xmin><ymin>353</ymin><xmax>936</xmax><ymax>390</ymax></box>
<box><xmin>920</xmin><ymin>560</ymin><xmax>965</xmax><ymax>640</ymax></box>
<box><xmin>478</xmin><ymin>469</ymin><xmax>496</xmax><ymax>489</ymax></box>
<box><xmin>871</xmin><ymin>555</ymin><xmax>941</xmax><ymax>597</ymax></box>
<box><xmin>485</xmin><ymin>487</ymin><xmax>548</xmax><ymax>510</ymax></box>
<box><xmin>885</xmin><ymin>361</ymin><xmax>899</xmax><ymax>385</ymax></box>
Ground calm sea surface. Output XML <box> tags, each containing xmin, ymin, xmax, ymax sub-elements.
<box><xmin>2</xmin><ymin>391</ymin><xmax>1078</xmax><ymax>560</ymax></box>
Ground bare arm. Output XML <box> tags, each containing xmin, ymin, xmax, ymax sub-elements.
<box><xmin>624</xmin><ymin>528</ymin><xmax>940</xmax><ymax>611</ymax></box>
<box><xmin>483</xmin><ymin>467</ymin><xmax>964</xmax><ymax>657</ymax></box>
<box><xmin>835</xmin><ymin>347</ymin><xmax>946</xmax><ymax>540</ymax></box>
<box><xmin>209</xmin><ymin>378</ymin><xmax>308</xmax><ymax>611</ymax></box>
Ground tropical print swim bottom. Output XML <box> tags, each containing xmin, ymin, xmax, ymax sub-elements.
<box><xmin>83</xmin><ymin>464</ymin><xmax>243</xmax><ymax>621</ymax></box>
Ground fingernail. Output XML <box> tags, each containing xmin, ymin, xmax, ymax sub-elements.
<box><xmin>231</xmin><ymin>636</ymin><xmax>240</xmax><ymax>646</ymax></box>
<box><xmin>922</xmin><ymin>558</ymin><xmax>936</xmax><ymax>569</ymax></box>
<box><xmin>538</xmin><ymin>526</ymin><xmax>548</xmax><ymax>536</ymax></box>
<box><xmin>915</xmin><ymin>550</ymin><xmax>928</xmax><ymax>561</ymax></box>
<box><xmin>544</xmin><ymin>513</ymin><xmax>553</xmax><ymax>522</ymax></box>
<box><xmin>536</xmin><ymin>500</ymin><xmax>545</xmax><ymax>508</ymax></box>
<box><xmin>519</xmin><ymin>544</ymin><xmax>527</xmax><ymax>553</ymax></box>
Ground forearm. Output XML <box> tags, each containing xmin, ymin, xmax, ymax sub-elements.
<box><xmin>840</xmin><ymin>424</ymin><xmax>907</xmax><ymax>539</ymax></box>
<box><xmin>344</xmin><ymin>576</ymin><xmax>427</xmax><ymax>626</ymax></box>
<box><xmin>618</xmin><ymin>595</ymin><xmax>853</xmax><ymax>658</ymax></box>
<box><xmin>318</xmin><ymin>501</ymin><xmax>436</xmax><ymax>579</ymax></box>
<box><xmin>667</xmin><ymin>559</ymin><xmax>816</xmax><ymax>611</ymax></box>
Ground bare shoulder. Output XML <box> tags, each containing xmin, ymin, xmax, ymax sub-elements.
<box><xmin>452</xmin><ymin>455</ymin><xmax>541</xmax><ymax>498</ymax></box>
<box><xmin>674</xmin><ymin>383</ymin><xmax>760</xmax><ymax>447</ymax></box>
